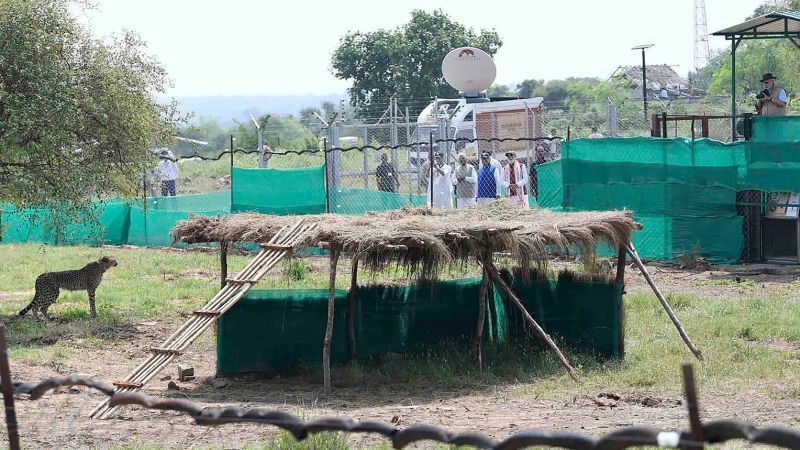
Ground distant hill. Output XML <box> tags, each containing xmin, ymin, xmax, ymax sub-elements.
<box><xmin>173</xmin><ymin>94</ymin><xmax>348</xmax><ymax>125</ymax></box>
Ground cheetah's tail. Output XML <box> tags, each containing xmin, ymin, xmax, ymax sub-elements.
<box><xmin>18</xmin><ymin>301</ymin><xmax>34</xmax><ymax>316</ymax></box>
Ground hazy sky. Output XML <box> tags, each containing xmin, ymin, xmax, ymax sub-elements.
<box><xmin>83</xmin><ymin>0</ymin><xmax>761</xmax><ymax>96</ymax></box>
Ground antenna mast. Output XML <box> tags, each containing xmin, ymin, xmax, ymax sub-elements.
<box><xmin>694</xmin><ymin>0</ymin><xmax>710</xmax><ymax>72</ymax></box>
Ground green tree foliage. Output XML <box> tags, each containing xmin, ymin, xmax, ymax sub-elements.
<box><xmin>487</xmin><ymin>84</ymin><xmax>514</xmax><ymax>98</ymax></box>
<box><xmin>331</xmin><ymin>9</ymin><xmax>502</xmax><ymax>116</ymax></box>
<box><xmin>0</xmin><ymin>0</ymin><xmax>181</xmax><ymax>211</ymax></box>
<box><xmin>516</xmin><ymin>79</ymin><xmax>544</xmax><ymax>98</ymax></box>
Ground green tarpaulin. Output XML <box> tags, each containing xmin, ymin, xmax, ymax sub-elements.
<box><xmin>216</xmin><ymin>275</ymin><xmax>623</xmax><ymax>375</ymax></box>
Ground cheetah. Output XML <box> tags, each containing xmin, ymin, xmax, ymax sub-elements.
<box><xmin>19</xmin><ymin>256</ymin><xmax>118</xmax><ymax>319</ymax></box>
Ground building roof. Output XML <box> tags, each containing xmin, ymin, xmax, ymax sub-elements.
<box><xmin>611</xmin><ymin>65</ymin><xmax>688</xmax><ymax>91</ymax></box>
<box><xmin>712</xmin><ymin>11</ymin><xmax>800</xmax><ymax>39</ymax></box>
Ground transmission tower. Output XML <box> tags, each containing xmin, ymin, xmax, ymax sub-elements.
<box><xmin>694</xmin><ymin>0</ymin><xmax>710</xmax><ymax>71</ymax></box>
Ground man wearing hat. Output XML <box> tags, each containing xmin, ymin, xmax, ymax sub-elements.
<box><xmin>476</xmin><ymin>151</ymin><xmax>501</xmax><ymax>206</ymax></box>
<box><xmin>502</xmin><ymin>151</ymin><xmax>529</xmax><ymax>209</ymax></box>
<box><xmin>426</xmin><ymin>151</ymin><xmax>453</xmax><ymax>208</ymax></box>
<box><xmin>755</xmin><ymin>73</ymin><xmax>787</xmax><ymax>116</ymax></box>
<box><xmin>157</xmin><ymin>149</ymin><xmax>179</xmax><ymax>196</ymax></box>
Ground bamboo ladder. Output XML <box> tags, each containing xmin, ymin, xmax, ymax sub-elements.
<box><xmin>90</xmin><ymin>219</ymin><xmax>315</xmax><ymax>419</ymax></box>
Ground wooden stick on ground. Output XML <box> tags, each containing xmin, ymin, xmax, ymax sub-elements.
<box><xmin>474</xmin><ymin>266</ymin><xmax>490</xmax><ymax>374</ymax></box>
<box><xmin>0</xmin><ymin>325</ymin><xmax>20</xmax><ymax>450</ymax></box>
<box><xmin>482</xmin><ymin>259</ymin><xmax>580</xmax><ymax>382</ymax></box>
<box><xmin>347</xmin><ymin>258</ymin><xmax>359</xmax><ymax>361</ymax></box>
<box><xmin>623</xmin><ymin>242</ymin><xmax>704</xmax><ymax>361</ymax></box>
<box><xmin>323</xmin><ymin>248</ymin><xmax>341</xmax><ymax>393</ymax></box>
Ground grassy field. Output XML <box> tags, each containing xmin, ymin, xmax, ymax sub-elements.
<box><xmin>1</xmin><ymin>243</ymin><xmax>799</xmax><ymax>448</ymax></box>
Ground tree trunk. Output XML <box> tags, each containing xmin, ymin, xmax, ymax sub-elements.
<box><xmin>475</xmin><ymin>267</ymin><xmax>490</xmax><ymax>373</ymax></box>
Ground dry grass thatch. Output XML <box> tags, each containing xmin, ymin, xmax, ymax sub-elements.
<box><xmin>171</xmin><ymin>203</ymin><xmax>639</xmax><ymax>278</ymax></box>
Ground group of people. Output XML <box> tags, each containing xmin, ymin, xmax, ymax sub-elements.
<box><xmin>424</xmin><ymin>150</ymin><xmax>531</xmax><ymax>209</ymax></box>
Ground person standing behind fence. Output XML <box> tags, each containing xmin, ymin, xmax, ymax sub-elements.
<box><xmin>502</xmin><ymin>152</ymin><xmax>529</xmax><ymax>209</ymax></box>
<box><xmin>376</xmin><ymin>153</ymin><xmax>399</xmax><ymax>193</ymax></box>
<box><xmin>589</xmin><ymin>127</ymin><xmax>604</xmax><ymax>138</ymax></box>
<box><xmin>755</xmin><ymin>72</ymin><xmax>787</xmax><ymax>116</ymax></box>
<box><xmin>426</xmin><ymin>152</ymin><xmax>453</xmax><ymax>209</ymax></box>
<box><xmin>451</xmin><ymin>152</ymin><xmax>477</xmax><ymax>208</ymax></box>
<box><xmin>158</xmin><ymin>149</ymin><xmax>178</xmax><ymax>196</ymax></box>
<box><xmin>476</xmin><ymin>151</ymin><xmax>501</xmax><ymax>206</ymax></box>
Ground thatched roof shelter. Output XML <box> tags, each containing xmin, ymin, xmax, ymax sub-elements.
<box><xmin>171</xmin><ymin>203</ymin><xmax>639</xmax><ymax>277</ymax></box>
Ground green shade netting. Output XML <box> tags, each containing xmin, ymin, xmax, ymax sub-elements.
<box><xmin>330</xmin><ymin>187</ymin><xmax>427</xmax><ymax>214</ymax></box>
<box><xmin>231</xmin><ymin>166</ymin><xmax>326</xmax><ymax>215</ymax></box>
<box><xmin>216</xmin><ymin>276</ymin><xmax>622</xmax><ymax>375</ymax></box>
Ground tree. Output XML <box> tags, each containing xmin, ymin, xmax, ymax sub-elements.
<box><xmin>516</xmin><ymin>79</ymin><xmax>544</xmax><ymax>98</ymax></box>
<box><xmin>748</xmin><ymin>0</ymin><xmax>800</xmax><ymax>19</ymax></box>
<box><xmin>0</xmin><ymin>0</ymin><xmax>181</xmax><ymax>213</ymax></box>
<box><xmin>487</xmin><ymin>84</ymin><xmax>514</xmax><ymax>98</ymax></box>
<box><xmin>331</xmin><ymin>9</ymin><xmax>502</xmax><ymax>117</ymax></box>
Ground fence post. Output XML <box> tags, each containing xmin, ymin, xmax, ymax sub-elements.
<box><xmin>406</xmin><ymin>106</ymin><xmax>413</xmax><ymax>200</ymax></box>
<box><xmin>323</xmin><ymin>138</ymin><xmax>330</xmax><ymax>213</ymax></box>
<box><xmin>429</xmin><ymin>132</ymin><xmax>434</xmax><ymax>208</ymax></box>
<box><xmin>363</xmin><ymin>127</ymin><xmax>369</xmax><ymax>189</ymax></box>
<box><xmin>390</xmin><ymin>98</ymin><xmax>399</xmax><ymax>169</ymax></box>
<box><xmin>661</xmin><ymin>112</ymin><xmax>668</xmax><ymax>138</ymax></box>
<box><xmin>229</xmin><ymin>134</ymin><xmax>234</xmax><ymax>194</ymax></box>
<box><xmin>0</xmin><ymin>325</ymin><xmax>20</xmax><ymax>450</ymax></box>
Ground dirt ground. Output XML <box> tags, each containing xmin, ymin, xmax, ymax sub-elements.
<box><xmin>4</xmin><ymin>258</ymin><xmax>800</xmax><ymax>449</ymax></box>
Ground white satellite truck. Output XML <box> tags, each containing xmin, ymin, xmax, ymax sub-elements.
<box><xmin>410</xmin><ymin>47</ymin><xmax>545</xmax><ymax>167</ymax></box>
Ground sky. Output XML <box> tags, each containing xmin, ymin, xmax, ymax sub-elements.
<box><xmin>83</xmin><ymin>0</ymin><xmax>762</xmax><ymax>97</ymax></box>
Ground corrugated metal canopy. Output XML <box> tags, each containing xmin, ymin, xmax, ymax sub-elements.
<box><xmin>713</xmin><ymin>11</ymin><xmax>800</xmax><ymax>38</ymax></box>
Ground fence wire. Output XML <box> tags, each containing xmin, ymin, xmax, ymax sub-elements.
<box><xmin>6</xmin><ymin>375</ymin><xmax>800</xmax><ymax>449</ymax></box>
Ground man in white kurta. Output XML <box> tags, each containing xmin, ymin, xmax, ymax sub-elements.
<box><xmin>451</xmin><ymin>153</ymin><xmax>477</xmax><ymax>208</ymax></box>
<box><xmin>502</xmin><ymin>151</ymin><xmax>529</xmax><ymax>209</ymax></box>
<box><xmin>426</xmin><ymin>152</ymin><xmax>453</xmax><ymax>208</ymax></box>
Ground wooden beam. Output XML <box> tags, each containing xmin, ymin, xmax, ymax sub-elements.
<box><xmin>323</xmin><ymin>249</ymin><xmax>341</xmax><ymax>393</ymax></box>
<box><xmin>475</xmin><ymin>266</ymin><xmax>490</xmax><ymax>374</ymax></box>
<box><xmin>348</xmin><ymin>258</ymin><xmax>359</xmax><ymax>361</ymax></box>
<box><xmin>483</xmin><ymin>259</ymin><xmax>580</xmax><ymax>382</ymax></box>
<box><xmin>624</xmin><ymin>242</ymin><xmax>704</xmax><ymax>361</ymax></box>
<box><xmin>615</xmin><ymin>245</ymin><xmax>627</xmax><ymax>359</ymax></box>
<box><xmin>219</xmin><ymin>241</ymin><xmax>228</xmax><ymax>289</ymax></box>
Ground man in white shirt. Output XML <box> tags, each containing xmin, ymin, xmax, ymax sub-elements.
<box><xmin>502</xmin><ymin>152</ymin><xmax>529</xmax><ymax>209</ymax></box>
<box><xmin>451</xmin><ymin>153</ymin><xmax>477</xmax><ymax>208</ymax></box>
<box><xmin>426</xmin><ymin>152</ymin><xmax>453</xmax><ymax>208</ymax></box>
<box><xmin>158</xmin><ymin>150</ymin><xmax>179</xmax><ymax>196</ymax></box>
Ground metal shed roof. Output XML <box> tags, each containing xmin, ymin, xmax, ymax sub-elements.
<box><xmin>712</xmin><ymin>11</ymin><xmax>800</xmax><ymax>39</ymax></box>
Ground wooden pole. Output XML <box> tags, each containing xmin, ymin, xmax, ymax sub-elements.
<box><xmin>220</xmin><ymin>241</ymin><xmax>229</xmax><ymax>289</ymax></box>
<box><xmin>323</xmin><ymin>249</ymin><xmax>340</xmax><ymax>393</ymax></box>
<box><xmin>483</xmin><ymin>259</ymin><xmax>580</xmax><ymax>382</ymax></box>
<box><xmin>623</xmin><ymin>242</ymin><xmax>704</xmax><ymax>361</ymax></box>
<box><xmin>682</xmin><ymin>363</ymin><xmax>704</xmax><ymax>450</ymax></box>
<box><xmin>0</xmin><ymin>325</ymin><xmax>20</xmax><ymax>450</ymax></box>
<box><xmin>615</xmin><ymin>245</ymin><xmax>627</xmax><ymax>358</ymax></box>
<box><xmin>347</xmin><ymin>258</ymin><xmax>359</xmax><ymax>361</ymax></box>
<box><xmin>474</xmin><ymin>267</ymin><xmax>490</xmax><ymax>374</ymax></box>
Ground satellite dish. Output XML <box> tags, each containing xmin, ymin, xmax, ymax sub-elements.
<box><xmin>441</xmin><ymin>47</ymin><xmax>496</xmax><ymax>96</ymax></box>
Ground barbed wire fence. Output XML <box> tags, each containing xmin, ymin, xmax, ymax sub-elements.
<box><xmin>0</xmin><ymin>324</ymin><xmax>797</xmax><ymax>449</ymax></box>
<box><xmin>139</xmin><ymin>94</ymin><xmax>759</xmax><ymax>215</ymax></box>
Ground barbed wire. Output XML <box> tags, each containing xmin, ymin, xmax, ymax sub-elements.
<box><xmin>6</xmin><ymin>375</ymin><xmax>800</xmax><ymax>449</ymax></box>
<box><xmin>174</xmin><ymin>136</ymin><xmax>563</xmax><ymax>161</ymax></box>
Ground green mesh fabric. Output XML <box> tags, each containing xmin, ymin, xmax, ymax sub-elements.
<box><xmin>216</xmin><ymin>276</ymin><xmax>623</xmax><ymax>375</ymax></box>
<box><xmin>543</xmin><ymin>134</ymin><xmax>800</xmax><ymax>263</ymax></box>
<box><xmin>1</xmin><ymin>202</ymin><xmax>130</xmax><ymax>245</ymax></box>
<box><xmin>751</xmin><ymin>115</ymin><xmax>800</xmax><ymax>143</ymax></box>
<box><xmin>231</xmin><ymin>166</ymin><xmax>326</xmax><ymax>215</ymax></box>
<box><xmin>330</xmin><ymin>187</ymin><xmax>427</xmax><ymax>215</ymax></box>
<box><xmin>532</xmin><ymin>160</ymin><xmax>563</xmax><ymax>208</ymax></box>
